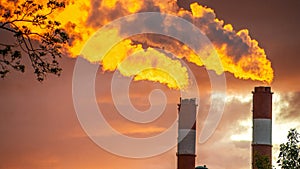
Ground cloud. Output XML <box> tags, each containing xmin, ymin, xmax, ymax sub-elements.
<box><xmin>275</xmin><ymin>92</ymin><xmax>300</xmax><ymax>122</ymax></box>
<box><xmin>195</xmin><ymin>93</ymin><xmax>252</xmax><ymax>168</ymax></box>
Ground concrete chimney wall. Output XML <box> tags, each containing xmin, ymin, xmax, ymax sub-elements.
<box><xmin>177</xmin><ymin>98</ymin><xmax>197</xmax><ymax>169</ymax></box>
<box><xmin>252</xmin><ymin>87</ymin><xmax>273</xmax><ymax>169</ymax></box>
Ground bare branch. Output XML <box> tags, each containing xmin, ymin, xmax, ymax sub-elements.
<box><xmin>0</xmin><ymin>0</ymin><xmax>70</xmax><ymax>80</ymax></box>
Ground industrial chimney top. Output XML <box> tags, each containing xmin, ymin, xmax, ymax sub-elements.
<box><xmin>179</xmin><ymin>98</ymin><xmax>197</xmax><ymax>104</ymax></box>
<box><xmin>253</xmin><ymin>86</ymin><xmax>272</xmax><ymax>93</ymax></box>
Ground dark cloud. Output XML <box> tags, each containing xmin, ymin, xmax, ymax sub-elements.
<box><xmin>86</xmin><ymin>0</ymin><xmax>129</xmax><ymax>28</ymax></box>
<box><xmin>276</xmin><ymin>92</ymin><xmax>300</xmax><ymax>121</ymax></box>
<box><xmin>124</xmin><ymin>0</ymin><xmax>263</xmax><ymax>70</ymax></box>
<box><xmin>199</xmin><ymin>0</ymin><xmax>300</xmax><ymax>90</ymax></box>
<box><xmin>86</xmin><ymin>0</ymin><xmax>161</xmax><ymax>29</ymax></box>
<box><xmin>137</xmin><ymin>0</ymin><xmax>160</xmax><ymax>12</ymax></box>
<box><xmin>190</xmin><ymin>6</ymin><xmax>252</xmax><ymax>61</ymax></box>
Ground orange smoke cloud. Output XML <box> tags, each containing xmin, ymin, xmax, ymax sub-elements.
<box><xmin>1</xmin><ymin>0</ymin><xmax>274</xmax><ymax>88</ymax></box>
<box><xmin>0</xmin><ymin>0</ymin><xmax>94</xmax><ymax>56</ymax></box>
<box><xmin>189</xmin><ymin>3</ymin><xmax>273</xmax><ymax>83</ymax></box>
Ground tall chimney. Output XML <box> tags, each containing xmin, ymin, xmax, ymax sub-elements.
<box><xmin>177</xmin><ymin>98</ymin><xmax>197</xmax><ymax>169</ymax></box>
<box><xmin>252</xmin><ymin>86</ymin><xmax>273</xmax><ymax>169</ymax></box>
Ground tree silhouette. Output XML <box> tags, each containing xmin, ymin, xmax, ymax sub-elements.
<box><xmin>277</xmin><ymin>128</ymin><xmax>300</xmax><ymax>169</ymax></box>
<box><xmin>254</xmin><ymin>153</ymin><xmax>272</xmax><ymax>169</ymax></box>
<box><xmin>0</xmin><ymin>0</ymin><xmax>69</xmax><ymax>81</ymax></box>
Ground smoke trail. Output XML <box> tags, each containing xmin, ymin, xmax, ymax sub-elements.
<box><xmin>1</xmin><ymin>0</ymin><xmax>274</xmax><ymax>87</ymax></box>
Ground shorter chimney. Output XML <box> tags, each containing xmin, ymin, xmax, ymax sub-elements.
<box><xmin>252</xmin><ymin>86</ymin><xmax>273</xmax><ymax>169</ymax></box>
<box><xmin>177</xmin><ymin>98</ymin><xmax>197</xmax><ymax>169</ymax></box>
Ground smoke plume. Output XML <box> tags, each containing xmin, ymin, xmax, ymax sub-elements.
<box><xmin>0</xmin><ymin>0</ymin><xmax>274</xmax><ymax>88</ymax></box>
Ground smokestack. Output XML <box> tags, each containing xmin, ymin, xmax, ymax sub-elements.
<box><xmin>177</xmin><ymin>98</ymin><xmax>197</xmax><ymax>169</ymax></box>
<box><xmin>252</xmin><ymin>86</ymin><xmax>273</xmax><ymax>169</ymax></box>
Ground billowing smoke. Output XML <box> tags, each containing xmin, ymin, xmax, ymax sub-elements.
<box><xmin>1</xmin><ymin>0</ymin><xmax>274</xmax><ymax>88</ymax></box>
<box><xmin>126</xmin><ymin>2</ymin><xmax>274</xmax><ymax>84</ymax></box>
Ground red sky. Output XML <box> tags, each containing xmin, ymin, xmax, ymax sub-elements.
<box><xmin>0</xmin><ymin>0</ymin><xmax>300</xmax><ymax>169</ymax></box>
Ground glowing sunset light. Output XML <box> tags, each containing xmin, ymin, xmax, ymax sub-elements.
<box><xmin>1</xmin><ymin>0</ymin><xmax>299</xmax><ymax>169</ymax></box>
<box><xmin>1</xmin><ymin>0</ymin><xmax>273</xmax><ymax>89</ymax></box>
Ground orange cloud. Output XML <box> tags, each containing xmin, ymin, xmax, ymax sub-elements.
<box><xmin>0</xmin><ymin>0</ymin><xmax>274</xmax><ymax>88</ymax></box>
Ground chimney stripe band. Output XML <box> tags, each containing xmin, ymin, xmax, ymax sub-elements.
<box><xmin>178</xmin><ymin>129</ymin><xmax>196</xmax><ymax>155</ymax></box>
<box><xmin>253</xmin><ymin>119</ymin><xmax>272</xmax><ymax>145</ymax></box>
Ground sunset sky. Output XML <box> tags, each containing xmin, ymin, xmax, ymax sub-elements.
<box><xmin>1</xmin><ymin>0</ymin><xmax>300</xmax><ymax>169</ymax></box>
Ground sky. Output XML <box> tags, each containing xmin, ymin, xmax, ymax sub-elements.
<box><xmin>0</xmin><ymin>0</ymin><xmax>300</xmax><ymax>169</ymax></box>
